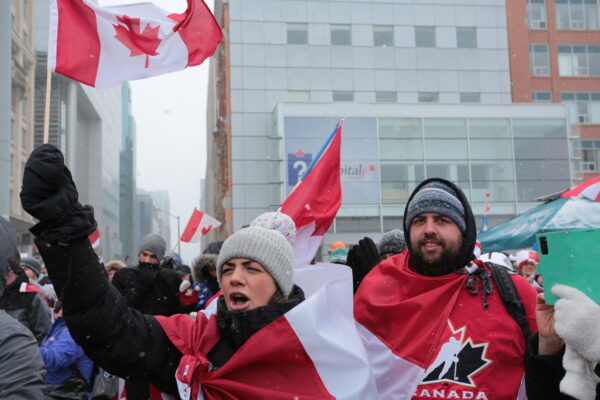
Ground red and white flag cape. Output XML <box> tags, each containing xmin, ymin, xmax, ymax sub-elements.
<box><xmin>48</xmin><ymin>0</ymin><xmax>222</xmax><ymax>87</ymax></box>
<box><xmin>562</xmin><ymin>177</ymin><xmax>600</xmax><ymax>202</ymax></box>
<box><xmin>180</xmin><ymin>208</ymin><xmax>221</xmax><ymax>243</ymax></box>
<box><xmin>354</xmin><ymin>252</ymin><xmax>537</xmax><ymax>400</ymax></box>
<box><xmin>158</xmin><ymin>264</ymin><xmax>377</xmax><ymax>399</ymax></box>
<box><xmin>280</xmin><ymin>122</ymin><xmax>343</xmax><ymax>266</ymax></box>
<box><xmin>88</xmin><ymin>227</ymin><xmax>100</xmax><ymax>249</ymax></box>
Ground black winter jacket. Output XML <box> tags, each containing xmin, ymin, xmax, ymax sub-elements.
<box><xmin>37</xmin><ymin>237</ymin><xmax>303</xmax><ymax>397</ymax></box>
<box><xmin>0</xmin><ymin>270</ymin><xmax>51</xmax><ymax>343</ymax></box>
<box><xmin>112</xmin><ymin>263</ymin><xmax>182</xmax><ymax>317</ymax></box>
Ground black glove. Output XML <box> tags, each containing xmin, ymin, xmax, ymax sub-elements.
<box><xmin>346</xmin><ymin>237</ymin><xmax>379</xmax><ymax>293</ymax></box>
<box><xmin>20</xmin><ymin>144</ymin><xmax>96</xmax><ymax>243</ymax></box>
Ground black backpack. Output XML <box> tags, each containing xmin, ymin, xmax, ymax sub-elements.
<box><xmin>485</xmin><ymin>262</ymin><xmax>532</xmax><ymax>339</ymax></box>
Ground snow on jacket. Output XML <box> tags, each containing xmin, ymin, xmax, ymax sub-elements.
<box><xmin>41</xmin><ymin>317</ymin><xmax>94</xmax><ymax>386</ymax></box>
<box><xmin>354</xmin><ymin>251</ymin><xmax>538</xmax><ymax>400</ymax></box>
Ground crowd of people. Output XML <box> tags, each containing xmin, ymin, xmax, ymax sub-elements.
<box><xmin>0</xmin><ymin>143</ymin><xmax>598</xmax><ymax>399</ymax></box>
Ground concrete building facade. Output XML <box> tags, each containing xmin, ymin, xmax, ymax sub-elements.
<box><xmin>206</xmin><ymin>0</ymin><xmax>574</xmax><ymax>256</ymax></box>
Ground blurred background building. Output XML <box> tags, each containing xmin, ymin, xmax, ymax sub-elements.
<box><xmin>205</xmin><ymin>0</ymin><xmax>597</xmax><ymax>259</ymax></box>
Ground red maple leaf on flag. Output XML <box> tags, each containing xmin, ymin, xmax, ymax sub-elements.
<box><xmin>113</xmin><ymin>15</ymin><xmax>161</xmax><ymax>69</ymax></box>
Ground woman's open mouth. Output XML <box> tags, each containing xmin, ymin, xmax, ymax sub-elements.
<box><xmin>229</xmin><ymin>293</ymin><xmax>250</xmax><ymax>311</ymax></box>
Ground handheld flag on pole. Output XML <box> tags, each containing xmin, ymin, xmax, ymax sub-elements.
<box><xmin>480</xmin><ymin>193</ymin><xmax>490</xmax><ymax>233</ymax></box>
<box><xmin>181</xmin><ymin>208</ymin><xmax>221</xmax><ymax>243</ymax></box>
<box><xmin>47</xmin><ymin>0</ymin><xmax>222</xmax><ymax>87</ymax></box>
<box><xmin>280</xmin><ymin>121</ymin><xmax>343</xmax><ymax>266</ymax></box>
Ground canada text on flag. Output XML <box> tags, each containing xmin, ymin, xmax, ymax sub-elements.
<box><xmin>48</xmin><ymin>0</ymin><xmax>222</xmax><ymax>87</ymax></box>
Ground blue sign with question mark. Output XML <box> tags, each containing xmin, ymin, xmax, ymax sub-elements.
<box><xmin>288</xmin><ymin>152</ymin><xmax>312</xmax><ymax>187</ymax></box>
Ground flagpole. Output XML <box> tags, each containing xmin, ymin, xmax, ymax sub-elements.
<box><xmin>43</xmin><ymin>69</ymin><xmax>52</xmax><ymax>144</ymax></box>
<box><xmin>301</xmin><ymin>120</ymin><xmax>343</xmax><ymax>181</ymax></box>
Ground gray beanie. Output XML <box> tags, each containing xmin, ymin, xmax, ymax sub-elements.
<box><xmin>378</xmin><ymin>229</ymin><xmax>406</xmax><ymax>256</ymax></box>
<box><xmin>139</xmin><ymin>234</ymin><xmax>167</xmax><ymax>261</ymax></box>
<box><xmin>405</xmin><ymin>181</ymin><xmax>466</xmax><ymax>233</ymax></box>
<box><xmin>217</xmin><ymin>226</ymin><xmax>294</xmax><ymax>297</ymax></box>
<box><xmin>20</xmin><ymin>257</ymin><xmax>42</xmax><ymax>277</ymax></box>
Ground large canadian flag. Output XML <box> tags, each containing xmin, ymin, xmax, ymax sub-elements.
<box><xmin>48</xmin><ymin>0</ymin><xmax>222</xmax><ymax>87</ymax></box>
<box><xmin>280</xmin><ymin>121</ymin><xmax>343</xmax><ymax>266</ymax></box>
<box><xmin>180</xmin><ymin>208</ymin><xmax>221</xmax><ymax>243</ymax></box>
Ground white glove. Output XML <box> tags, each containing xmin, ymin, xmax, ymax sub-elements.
<box><xmin>553</xmin><ymin>284</ymin><xmax>600</xmax><ymax>362</ymax></box>
<box><xmin>560</xmin><ymin>345</ymin><xmax>600</xmax><ymax>400</ymax></box>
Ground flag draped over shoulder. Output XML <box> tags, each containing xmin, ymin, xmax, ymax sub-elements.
<box><xmin>354</xmin><ymin>253</ymin><xmax>537</xmax><ymax>400</ymax></box>
<box><xmin>180</xmin><ymin>208</ymin><xmax>221</xmax><ymax>243</ymax></box>
<box><xmin>48</xmin><ymin>0</ymin><xmax>222</xmax><ymax>87</ymax></box>
<box><xmin>157</xmin><ymin>264</ymin><xmax>377</xmax><ymax>399</ymax></box>
<box><xmin>280</xmin><ymin>122</ymin><xmax>343</xmax><ymax>266</ymax></box>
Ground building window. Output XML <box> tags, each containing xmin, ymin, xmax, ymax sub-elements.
<box><xmin>418</xmin><ymin>92</ymin><xmax>439</xmax><ymax>103</ymax></box>
<box><xmin>527</xmin><ymin>0</ymin><xmax>548</xmax><ymax>29</ymax></box>
<box><xmin>459</xmin><ymin>92</ymin><xmax>481</xmax><ymax>103</ymax></box>
<box><xmin>556</xmin><ymin>0</ymin><xmax>599</xmax><ymax>30</ymax></box>
<box><xmin>529</xmin><ymin>44</ymin><xmax>551</xmax><ymax>76</ymax></box>
<box><xmin>456</xmin><ymin>27</ymin><xmax>477</xmax><ymax>48</ymax></box>
<box><xmin>331</xmin><ymin>24</ymin><xmax>352</xmax><ymax>45</ymax></box>
<box><xmin>288</xmin><ymin>91</ymin><xmax>310</xmax><ymax>101</ymax></box>
<box><xmin>558</xmin><ymin>45</ymin><xmax>600</xmax><ymax>76</ymax></box>
<box><xmin>562</xmin><ymin>92</ymin><xmax>600</xmax><ymax>123</ymax></box>
<box><xmin>415</xmin><ymin>26</ymin><xmax>436</xmax><ymax>47</ymax></box>
<box><xmin>375</xmin><ymin>91</ymin><xmax>397</xmax><ymax>102</ymax></box>
<box><xmin>333</xmin><ymin>91</ymin><xmax>354</xmax><ymax>101</ymax></box>
<box><xmin>573</xmin><ymin>140</ymin><xmax>600</xmax><ymax>171</ymax></box>
<box><xmin>532</xmin><ymin>91</ymin><xmax>553</xmax><ymax>102</ymax></box>
<box><xmin>373</xmin><ymin>25</ymin><xmax>394</xmax><ymax>47</ymax></box>
<box><xmin>287</xmin><ymin>23</ymin><xmax>308</xmax><ymax>44</ymax></box>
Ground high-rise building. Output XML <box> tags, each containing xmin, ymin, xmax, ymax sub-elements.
<box><xmin>34</xmin><ymin>0</ymin><xmax>124</xmax><ymax>260</ymax></box>
<box><xmin>206</xmin><ymin>0</ymin><xmax>574</xmax><ymax>257</ymax></box>
<box><xmin>5</xmin><ymin>0</ymin><xmax>36</xmax><ymax>253</ymax></box>
<box><xmin>120</xmin><ymin>83</ymin><xmax>137</xmax><ymax>260</ymax></box>
<box><xmin>507</xmin><ymin>0</ymin><xmax>600</xmax><ymax>182</ymax></box>
<box><xmin>133</xmin><ymin>189</ymin><xmax>172</xmax><ymax>258</ymax></box>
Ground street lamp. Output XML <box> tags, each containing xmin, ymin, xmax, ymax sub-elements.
<box><xmin>157</xmin><ymin>208</ymin><xmax>181</xmax><ymax>255</ymax></box>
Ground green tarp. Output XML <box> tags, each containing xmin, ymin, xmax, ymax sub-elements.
<box><xmin>478</xmin><ymin>198</ymin><xmax>600</xmax><ymax>252</ymax></box>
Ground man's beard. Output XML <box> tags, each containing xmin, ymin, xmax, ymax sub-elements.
<box><xmin>411</xmin><ymin>235</ymin><xmax>460</xmax><ymax>277</ymax></box>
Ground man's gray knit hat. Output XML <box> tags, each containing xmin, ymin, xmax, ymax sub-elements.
<box><xmin>20</xmin><ymin>257</ymin><xmax>42</xmax><ymax>277</ymax></box>
<box><xmin>139</xmin><ymin>234</ymin><xmax>167</xmax><ymax>261</ymax></box>
<box><xmin>405</xmin><ymin>181</ymin><xmax>466</xmax><ymax>233</ymax></box>
<box><xmin>378</xmin><ymin>229</ymin><xmax>406</xmax><ymax>256</ymax></box>
<box><xmin>217</xmin><ymin>226</ymin><xmax>295</xmax><ymax>297</ymax></box>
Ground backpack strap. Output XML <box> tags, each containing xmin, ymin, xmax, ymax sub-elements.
<box><xmin>485</xmin><ymin>262</ymin><xmax>532</xmax><ymax>339</ymax></box>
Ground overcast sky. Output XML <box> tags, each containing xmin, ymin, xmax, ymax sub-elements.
<box><xmin>100</xmin><ymin>0</ymin><xmax>215</xmax><ymax>263</ymax></box>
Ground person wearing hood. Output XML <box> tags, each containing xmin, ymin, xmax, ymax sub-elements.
<box><xmin>353</xmin><ymin>178</ymin><xmax>539</xmax><ymax>399</ymax></box>
<box><xmin>191</xmin><ymin>253</ymin><xmax>219</xmax><ymax>310</ymax></box>
<box><xmin>20</xmin><ymin>145</ymin><xmax>378</xmax><ymax>399</ymax></box>
<box><xmin>0</xmin><ymin>218</ymin><xmax>46</xmax><ymax>398</ymax></box>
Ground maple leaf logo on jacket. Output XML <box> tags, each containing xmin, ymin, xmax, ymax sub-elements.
<box><xmin>113</xmin><ymin>15</ymin><xmax>161</xmax><ymax>68</ymax></box>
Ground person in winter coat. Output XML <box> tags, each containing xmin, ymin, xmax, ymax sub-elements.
<box><xmin>352</xmin><ymin>178</ymin><xmax>539</xmax><ymax>399</ymax></box>
<box><xmin>191</xmin><ymin>253</ymin><xmax>219</xmax><ymax>310</ymax></box>
<box><xmin>41</xmin><ymin>301</ymin><xmax>94</xmax><ymax>388</ymax></box>
<box><xmin>20</xmin><ymin>144</ymin><xmax>377</xmax><ymax>399</ymax></box>
<box><xmin>21</xmin><ymin>256</ymin><xmax>57</xmax><ymax>307</ymax></box>
<box><xmin>0</xmin><ymin>217</ymin><xmax>46</xmax><ymax>399</ymax></box>
<box><xmin>0</xmin><ymin>257</ymin><xmax>52</xmax><ymax>343</ymax></box>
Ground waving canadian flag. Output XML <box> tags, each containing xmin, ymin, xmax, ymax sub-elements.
<box><xmin>180</xmin><ymin>208</ymin><xmax>221</xmax><ymax>243</ymax></box>
<box><xmin>48</xmin><ymin>0</ymin><xmax>222</xmax><ymax>87</ymax></box>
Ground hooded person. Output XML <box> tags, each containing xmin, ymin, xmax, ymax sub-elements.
<box><xmin>353</xmin><ymin>178</ymin><xmax>539</xmax><ymax>399</ymax></box>
<box><xmin>0</xmin><ymin>218</ymin><xmax>46</xmax><ymax>398</ymax></box>
<box><xmin>191</xmin><ymin>253</ymin><xmax>219</xmax><ymax>310</ymax></box>
<box><xmin>20</xmin><ymin>144</ymin><xmax>378</xmax><ymax>399</ymax></box>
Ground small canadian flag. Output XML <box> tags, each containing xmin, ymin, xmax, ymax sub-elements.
<box><xmin>88</xmin><ymin>228</ymin><xmax>100</xmax><ymax>249</ymax></box>
<box><xmin>180</xmin><ymin>208</ymin><xmax>221</xmax><ymax>243</ymax></box>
